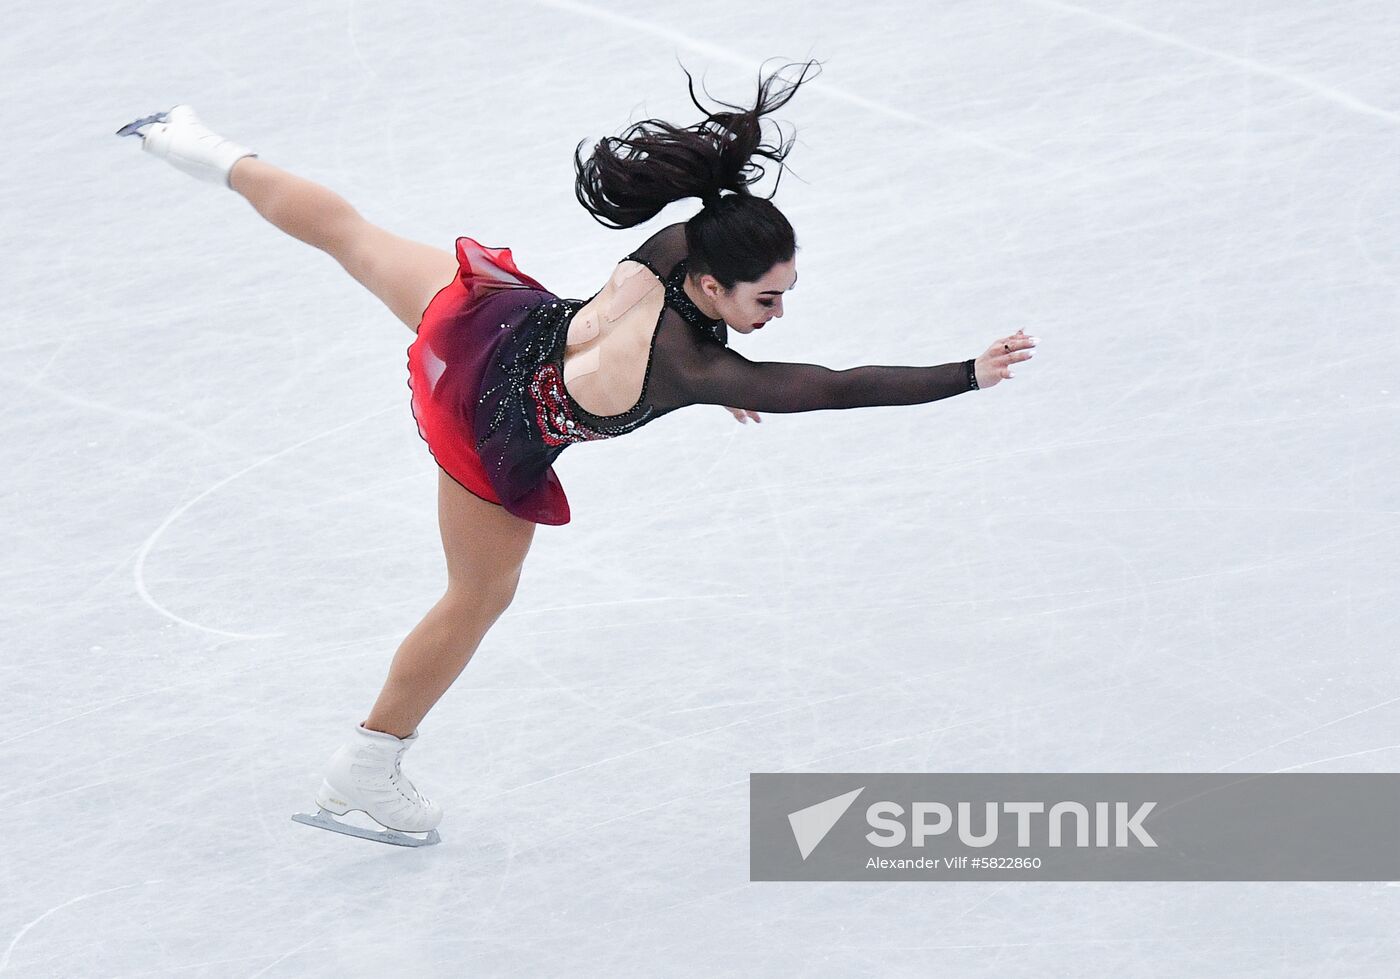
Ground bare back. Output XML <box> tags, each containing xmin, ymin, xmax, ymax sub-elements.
<box><xmin>561</xmin><ymin>259</ymin><xmax>668</xmax><ymax>417</ymax></box>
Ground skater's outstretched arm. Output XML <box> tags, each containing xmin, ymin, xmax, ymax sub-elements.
<box><xmin>652</xmin><ymin>328</ymin><xmax>1036</xmax><ymax>413</ymax></box>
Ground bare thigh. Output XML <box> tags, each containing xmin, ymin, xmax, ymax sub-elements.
<box><xmin>335</xmin><ymin>222</ymin><xmax>460</xmax><ymax>333</ymax></box>
<box><xmin>436</xmin><ymin>468</ymin><xmax>536</xmax><ymax>598</ymax></box>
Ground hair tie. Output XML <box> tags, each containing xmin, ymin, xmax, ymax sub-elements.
<box><xmin>702</xmin><ymin>190</ymin><xmax>723</xmax><ymax>209</ymax></box>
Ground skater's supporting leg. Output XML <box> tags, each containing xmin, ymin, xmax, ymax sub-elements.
<box><xmin>228</xmin><ymin>157</ymin><xmax>458</xmax><ymax>332</ymax></box>
<box><xmin>363</xmin><ymin>469</ymin><xmax>537</xmax><ymax>737</ymax></box>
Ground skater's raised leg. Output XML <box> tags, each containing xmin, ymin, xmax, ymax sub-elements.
<box><xmin>228</xmin><ymin>156</ymin><xmax>458</xmax><ymax>332</ymax></box>
<box><xmin>116</xmin><ymin>104</ymin><xmax>457</xmax><ymax>333</ymax></box>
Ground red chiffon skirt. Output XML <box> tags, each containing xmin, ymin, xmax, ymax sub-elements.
<box><xmin>406</xmin><ymin>237</ymin><xmax>572</xmax><ymax>524</ymax></box>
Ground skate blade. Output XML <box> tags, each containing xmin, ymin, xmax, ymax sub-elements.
<box><xmin>115</xmin><ymin>110</ymin><xmax>171</xmax><ymax>138</ymax></box>
<box><xmin>292</xmin><ymin>809</ymin><xmax>441</xmax><ymax>848</ymax></box>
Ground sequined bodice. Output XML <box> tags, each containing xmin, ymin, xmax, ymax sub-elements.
<box><xmin>476</xmin><ymin>259</ymin><xmax>728</xmax><ymax>459</ymax></box>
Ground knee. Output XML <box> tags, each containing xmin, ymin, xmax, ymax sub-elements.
<box><xmin>484</xmin><ymin>571</ymin><xmax>523</xmax><ymax>617</ymax></box>
<box><xmin>446</xmin><ymin>568</ymin><xmax>522</xmax><ymax>620</ymax></box>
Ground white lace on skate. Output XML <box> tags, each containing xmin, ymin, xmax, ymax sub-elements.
<box><xmin>294</xmin><ymin>725</ymin><xmax>445</xmax><ymax>846</ymax></box>
<box><xmin>347</xmin><ymin>751</ymin><xmax>440</xmax><ymax>833</ymax></box>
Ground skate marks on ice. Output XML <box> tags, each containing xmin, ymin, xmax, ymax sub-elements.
<box><xmin>1209</xmin><ymin>691</ymin><xmax>1400</xmax><ymax>774</ymax></box>
<box><xmin>132</xmin><ymin>403</ymin><xmax>397</xmax><ymax>641</ymax></box>
<box><xmin>529</xmin><ymin>0</ymin><xmax>1057</xmax><ymax>170</ymax></box>
<box><xmin>291</xmin><ymin>808</ymin><xmax>441</xmax><ymax>848</ymax></box>
<box><xmin>0</xmin><ymin>880</ymin><xmax>165</xmax><ymax>974</ymax></box>
<box><xmin>1022</xmin><ymin>0</ymin><xmax>1400</xmax><ymax>126</ymax></box>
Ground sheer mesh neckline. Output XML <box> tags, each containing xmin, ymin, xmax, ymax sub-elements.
<box><xmin>664</xmin><ymin>260</ymin><xmax>727</xmax><ymax>345</ymax></box>
<box><xmin>622</xmin><ymin>250</ymin><xmax>726</xmax><ymax>343</ymax></box>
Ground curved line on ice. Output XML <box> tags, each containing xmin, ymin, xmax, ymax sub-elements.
<box><xmin>133</xmin><ymin>405</ymin><xmax>398</xmax><ymax>639</ymax></box>
<box><xmin>0</xmin><ymin>880</ymin><xmax>164</xmax><ymax>974</ymax></box>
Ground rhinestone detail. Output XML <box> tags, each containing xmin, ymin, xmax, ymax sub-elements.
<box><xmin>663</xmin><ymin>259</ymin><xmax>727</xmax><ymax>346</ymax></box>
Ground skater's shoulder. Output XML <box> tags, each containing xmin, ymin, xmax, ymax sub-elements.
<box><xmin>622</xmin><ymin>221</ymin><xmax>689</xmax><ymax>280</ymax></box>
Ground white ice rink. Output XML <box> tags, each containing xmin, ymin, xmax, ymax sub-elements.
<box><xmin>4</xmin><ymin>0</ymin><xmax>1400</xmax><ymax>975</ymax></box>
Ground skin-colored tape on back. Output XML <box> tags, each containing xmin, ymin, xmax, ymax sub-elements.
<box><xmin>605</xmin><ymin>262</ymin><xmax>660</xmax><ymax>321</ymax></box>
<box><xmin>562</xmin><ymin>346</ymin><xmax>601</xmax><ymax>383</ymax></box>
<box><xmin>567</xmin><ymin>310</ymin><xmax>599</xmax><ymax>347</ymax></box>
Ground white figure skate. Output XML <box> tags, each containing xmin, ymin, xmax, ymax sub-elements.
<box><xmin>292</xmin><ymin>722</ymin><xmax>444</xmax><ymax>847</ymax></box>
<box><xmin>114</xmin><ymin>104</ymin><xmax>257</xmax><ymax>189</ymax></box>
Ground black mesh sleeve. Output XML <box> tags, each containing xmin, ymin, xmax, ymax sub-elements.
<box><xmin>647</xmin><ymin>318</ymin><xmax>977</xmax><ymax>413</ymax></box>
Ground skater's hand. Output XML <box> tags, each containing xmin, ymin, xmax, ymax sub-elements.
<box><xmin>975</xmin><ymin>330</ymin><xmax>1037</xmax><ymax>389</ymax></box>
<box><xmin>725</xmin><ymin>406</ymin><xmax>762</xmax><ymax>424</ymax></box>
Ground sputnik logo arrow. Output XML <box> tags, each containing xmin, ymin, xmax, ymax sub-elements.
<box><xmin>787</xmin><ymin>787</ymin><xmax>865</xmax><ymax>860</ymax></box>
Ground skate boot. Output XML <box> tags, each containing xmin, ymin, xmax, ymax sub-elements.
<box><xmin>292</xmin><ymin>722</ymin><xmax>444</xmax><ymax>847</ymax></box>
<box><xmin>114</xmin><ymin>104</ymin><xmax>257</xmax><ymax>189</ymax></box>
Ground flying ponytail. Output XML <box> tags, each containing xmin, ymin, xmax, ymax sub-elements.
<box><xmin>574</xmin><ymin>59</ymin><xmax>821</xmax><ymax>229</ymax></box>
<box><xmin>573</xmin><ymin>59</ymin><xmax>821</xmax><ymax>289</ymax></box>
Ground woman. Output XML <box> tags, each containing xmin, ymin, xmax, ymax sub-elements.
<box><xmin>117</xmin><ymin>60</ymin><xmax>1036</xmax><ymax>847</ymax></box>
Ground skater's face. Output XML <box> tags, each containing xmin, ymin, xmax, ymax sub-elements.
<box><xmin>696</xmin><ymin>258</ymin><xmax>798</xmax><ymax>335</ymax></box>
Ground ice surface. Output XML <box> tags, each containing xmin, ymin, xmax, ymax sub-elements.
<box><xmin>3</xmin><ymin>0</ymin><xmax>1399</xmax><ymax>975</ymax></box>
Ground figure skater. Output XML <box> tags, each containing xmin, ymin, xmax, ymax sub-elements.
<box><xmin>116</xmin><ymin>59</ymin><xmax>1037</xmax><ymax>847</ymax></box>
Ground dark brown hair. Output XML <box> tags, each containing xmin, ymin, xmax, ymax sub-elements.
<box><xmin>574</xmin><ymin>59</ymin><xmax>822</xmax><ymax>288</ymax></box>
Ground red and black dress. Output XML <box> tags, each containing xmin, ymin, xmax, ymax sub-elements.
<box><xmin>406</xmin><ymin>223</ymin><xmax>977</xmax><ymax>526</ymax></box>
